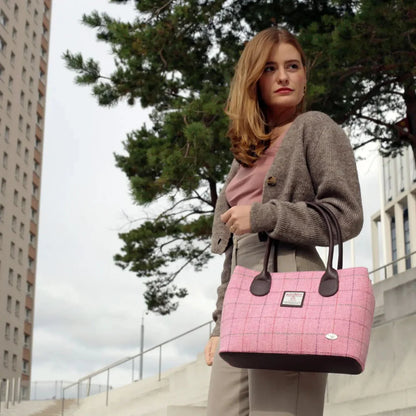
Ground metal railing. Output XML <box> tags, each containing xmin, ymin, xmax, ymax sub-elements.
<box><xmin>60</xmin><ymin>252</ymin><xmax>416</xmax><ymax>415</ymax></box>
<box><xmin>369</xmin><ymin>250</ymin><xmax>416</xmax><ymax>282</ymax></box>
<box><xmin>61</xmin><ymin>320</ymin><xmax>212</xmax><ymax>415</ymax></box>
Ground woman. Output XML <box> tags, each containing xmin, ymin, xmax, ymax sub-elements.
<box><xmin>204</xmin><ymin>27</ymin><xmax>363</xmax><ymax>416</ymax></box>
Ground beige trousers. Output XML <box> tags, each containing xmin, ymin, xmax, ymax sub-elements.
<box><xmin>206</xmin><ymin>233</ymin><xmax>327</xmax><ymax>416</ymax></box>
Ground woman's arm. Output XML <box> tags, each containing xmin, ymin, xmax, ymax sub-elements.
<box><xmin>210</xmin><ymin>243</ymin><xmax>233</xmax><ymax>337</ymax></box>
<box><xmin>250</xmin><ymin>113</ymin><xmax>363</xmax><ymax>246</ymax></box>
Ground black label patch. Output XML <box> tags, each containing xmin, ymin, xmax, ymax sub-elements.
<box><xmin>280</xmin><ymin>291</ymin><xmax>305</xmax><ymax>307</ymax></box>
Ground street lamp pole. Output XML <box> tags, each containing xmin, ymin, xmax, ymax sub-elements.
<box><xmin>139</xmin><ymin>315</ymin><xmax>145</xmax><ymax>380</ymax></box>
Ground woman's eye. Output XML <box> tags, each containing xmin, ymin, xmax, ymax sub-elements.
<box><xmin>287</xmin><ymin>63</ymin><xmax>300</xmax><ymax>71</ymax></box>
<box><xmin>264</xmin><ymin>65</ymin><xmax>275</xmax><ymax>73</ymax></box>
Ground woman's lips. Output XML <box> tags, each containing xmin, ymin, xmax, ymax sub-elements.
<box><xmin>275</xmin><ymin>88</ymin><xmax>294</xmax><ymax>93</ymax></box>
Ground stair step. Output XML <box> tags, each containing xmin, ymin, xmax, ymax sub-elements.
<box><xmin>167</xmin><ymin>405</ymin><xmax>206</xmax><ymax>416</ymax></box>
<box><xmin>362</xmin><ymin>407</ymin><xmax>416</xmax><ymax>416</ymax></box>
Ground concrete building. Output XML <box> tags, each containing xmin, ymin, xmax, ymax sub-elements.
<box><xmin>371</xmin><ymin>144</ymin><xmax>416</xmax><ymax>282</ymax></box>
<box><xmin>0</xmin><ymin>0</ymin><xmax>52</xmax><ymax>400</ymax></box>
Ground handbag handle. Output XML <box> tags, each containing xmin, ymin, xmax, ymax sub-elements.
<box><xmin>250</xmin><ymin>202</ymin><xmax>343</xmax><ymax>298</ymax></box>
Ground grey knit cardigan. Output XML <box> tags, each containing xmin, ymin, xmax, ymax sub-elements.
<box><xmin>210</xmin><ymin>111</ymin><xmax>363</xmax><ymax>337</ymax></box>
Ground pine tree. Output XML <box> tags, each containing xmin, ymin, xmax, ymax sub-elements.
<box><xmin>64</xmin><ymin>0</ymin><xmax>415</xmax><ymax>313</ymax></box>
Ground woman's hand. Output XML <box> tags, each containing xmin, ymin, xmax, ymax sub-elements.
<box><xmin>221</xmin><ymin>205</ymin><xmax>252</xmax><ymax>235</ymax></box>
<box><xmin>204</xmin><ymin>336</ymin><xmax>219</xmax><ymax>366</ymax></box>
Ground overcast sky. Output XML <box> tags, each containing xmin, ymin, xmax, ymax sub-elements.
<box><xmin>31</xmin><ymin>0</ymin><xmax>382</xmax><ymax>392</ymax></box>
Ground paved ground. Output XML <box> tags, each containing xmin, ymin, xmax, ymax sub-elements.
<box><xmin>0</xmin><ymin>400</ymin><xmax>77</xmax><ymax>416</ymax></box>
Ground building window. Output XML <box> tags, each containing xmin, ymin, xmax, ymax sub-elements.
<box><xmin>24</xmin><ymin>148</ymin><xmax>29</xmax><ymax>163</ymax></box>
<box><xmin>391</xmin><ymin>216</ymin><xmax>398</xmax><ymax>275</ymax></box>
<box><xmin>24</xmin><ymin>333</ymin><xmax>30</xmax><ymax>348</ymax></box>
<box><xmin>403</xmin><ymin>208</ymin><xmax>411</xmax><ymax>270</ymax></box>
<box><xmin>13</xmin><ymin>327</ymin><xmax>18</xmax><ymax>344</ymax></box>
<box><xmin>0</xmin><ymin>204</ymin><xmax>4</xmax><ymax>222</ymax></box>
<box><xmin>15</xmin><ymin>300</ymin><xmax>20</xmax><ymax>317</ymax></box>
<box><xmin>10</xmin><ymin>241</ymin><xmax>15</xmax><ymax>258</ymax></box>
<box><xmin>32</xmin><ymin>183</ymin><xmax>38</xmax><ymax>198</ymax></box>
<box><xmin>12</xmin><ymin>27</ymin><xmax>17</xmax><ymax>40</ymax></box>
<box><xmin>0</xmin><ymin>178</ymin><xmax>5</xmax><ymax>195</ymax></box>
<box><xmin>11</xmin><ymin>215</ymin><xmax>16</xmax><ymax>231</ymax></box>
<box><xmin>20</xmin><ymin>222</ymin><xmax>24</xmax><ymax>238</ymax></box>
<box><xmin>31</xmin><ymin>207</ymin><xmax>37</xmax><ymax>222</ymax></box>
<box><xmin>0</xmin><ymin>232</ymin><xmax>2</xmax><ymax>249</ymax></box>
<box><xmin>16</xmin><ymin>274</ymin><xmax>22</xmax><ymax>290</ymax></box>
<box><xmin>0</xmin><ymin>10</ymin><xmax>9</xmax><ymax>28</ymax></box>
<box><xmin>15</xmin><ymin>164</ymin><xmax>20</xmax><ymax>181</ymax></box>
<box><xmin>25</xmin><ymin>124</ymin><xmax>31</xmax><ymax>139</ymax></box>
<box><xmin>23</xmin><ymin>359</ymin><xmax>29</xmax><ymax>375</ymax></box>
<box><xmin>19</xmin><ymin>115</ymin><xmax>24</xmax><ymax>130</ymax></box>
<box><xmin>23</xmin><ymin>172</ymin><xmax>28</xmax><ymax>188</ymax></box>
<box><xmin>30</xmin><ymin>232</ymin><xmax>36</xmax><ymax>246</ymax></box>
<box><xmin>0</xmin><ymin>63</ymin><xmax>4</xmax><ymax>79</ymax></box>
<box><xmin>25</xmin><ymin>308</ymin><xmax>32</xmax><ymax>323</ymax></box>
<box><xmin>13</xmin><ymin>190</ymin><xmax>18</xmax><ymax>206</ymax></box>
<box><xmin>399</xmin><ymin>155</ymin><xmax>405</xmax><ymax>192</ymax></box>
<box><xmin>28</xmin><ymin>256</ymin><xmax>34</xmax><ymax>271</ymax></box>
<box><xmin>27</xmin><ymin>282</ymin><xmax>33</xmax><ymax>297</ymax></box>
<box><xmin>6</xmin><ymin>100</ymin><xmax>11</xmax><ymax>115</ymax></box>
<box><xmin>7</xmin><ymin>296</ymin><xmax>12</xmax><ymax>313</ymax></box>
<box><xmin>3</xmin><ymin>152</ymin><xmax>8</xmax><ymax>169</ymax></box>
<box><xmin>21</xmin><ymin>197</ymin><xmax>26</xmax><ymax>213</ymax></box>
<box><xmin>18</xmin><ymin>248</ymin><xmax>23</xmax><ymax>264</ymax></box>
<box><xmin>17</xmin><ymin>139</ymin><xmax>22</xmax><ymax>155</ymax></box>
<box><xmin>8</xmin><ymin>268</ymin><xmax>13</xmax><ymax>285</ymax></box>
<box><xmin>10</xmin><ymin>51</ymin><xmax>15</xmax><ymax>65</ymax></box>
<box><xmin>384</xmin><ymin>159</ymin><xmax>393</xmax><ymax>201</ymax></box>
<box><xmin>5</xmin><ymin>125</ymin><xmax>10</xmax><ymax>142</ymax></box>
<box><xmin>8</xmin><ymin>76</ymin><xmax>13</xmax><ymax>89</ymax></box>
<box><xmin>3</xmin><ymin>351</ymin><xmax>9</xmax><ymax>368</ymax></box>
<box><xmin>5</xmin><ymin>323</ymin><xmax>10</xmax><ymax>340</ymax></box>
<box><xmin>12</xmin><ymin>354</ymin><xmax>17</xmax><ymax>371</ymax></box>
<box><xmin>14</xmin><ymin>4</ymin><xmax>18</xmax><ymax>19</ymax></box>
<box><xmin>0</xmin><ymin>35</ymin><xmax>6</xmax><ymax>53</ymax></box>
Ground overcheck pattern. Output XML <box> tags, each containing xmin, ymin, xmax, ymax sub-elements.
<box><xmin>220</xmin><ymin>265</ymin><xmax>375</xmax><ymax>374</ymax></box>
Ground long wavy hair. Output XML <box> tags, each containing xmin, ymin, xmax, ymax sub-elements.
<box><xmin>225</xmin><ymin>27</ymin><xmax>307</xmax><ymax>167</ymax></box>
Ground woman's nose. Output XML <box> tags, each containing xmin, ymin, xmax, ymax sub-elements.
<box><xmin>277</xmin><ymin>70</ymin><xmax>289</xmax><ymax>84</ymax></box>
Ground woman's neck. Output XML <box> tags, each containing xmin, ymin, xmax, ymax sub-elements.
<box><xmin>267</xmin><ymin>108</ymin><xmax>297</xmax><ymax>139</ymax></box>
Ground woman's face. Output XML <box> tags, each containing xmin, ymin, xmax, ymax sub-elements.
<box><xmin>257</xmin><ymin>42</ymin><xmax>306</xmax><ymax>118</ymax></box>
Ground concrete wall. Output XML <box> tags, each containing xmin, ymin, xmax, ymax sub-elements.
<box><xmin>324</xmin><ymin>268</ymin><xmax>416</xmax><ymax>416</ymax></box>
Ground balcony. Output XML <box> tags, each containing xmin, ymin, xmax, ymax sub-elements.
<box><xmin>27</xmin><ymin>269</ymin><xmax>35</xmax><ymax>285</ymax></box>
<box><xmin>26</xmin><ymin>294</ymin><xmax>34</xmax><ymax>307</ymax></box>
<box><xmin>31</xmin><ymin>195</ymin><xmax>39</xmax><ymax>212</ymax></box>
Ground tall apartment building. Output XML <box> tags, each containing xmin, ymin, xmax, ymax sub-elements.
<box><xmin>371</xmin><ymin>143</ymin><xmax>416</xmax><ymax>282</ymax></box>
<box><xmin>0</xmin><ymin>0</ymin><xmax>52</xmax><ymax>400</ymax></box>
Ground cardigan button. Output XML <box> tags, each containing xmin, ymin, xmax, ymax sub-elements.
<box><xmin>266</xmin><ymin>176</ymin><xmax>277</xmax><ymax>186</ymax></box>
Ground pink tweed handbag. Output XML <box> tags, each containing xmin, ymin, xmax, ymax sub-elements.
<box><xmin>219</xmin><ymin>202</ymin><xmax>375</xmax><ymax>374</ymax></box>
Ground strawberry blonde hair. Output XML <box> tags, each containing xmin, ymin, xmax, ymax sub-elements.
<box><xmin>225</xmin><ymin>27</ymin><xmax>307</xmax><ymax>167</ymax></box>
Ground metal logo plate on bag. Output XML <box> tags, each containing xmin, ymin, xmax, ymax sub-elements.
<box><xmin>281</xmin><ymin>291</ymin><xmax>305</xmax><ymax>307</ymax></box>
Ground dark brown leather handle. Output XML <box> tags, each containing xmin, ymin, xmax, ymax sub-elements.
<box><xmin>250</xmin><ymin>202</ymin><xmax>343</xmax><ymax>297</ymax></box>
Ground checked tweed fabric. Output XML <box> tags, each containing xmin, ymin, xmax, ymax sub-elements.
<box><xmin>219</xmin><ymin>265</ymin><xmax>375</xmax><ymax>374</ymax></box>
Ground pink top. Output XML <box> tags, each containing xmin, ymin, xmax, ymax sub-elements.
<box><xmin>226</xmin><ymin>134</ymin><xmax>285</xmax><ymax>206</ymax></box>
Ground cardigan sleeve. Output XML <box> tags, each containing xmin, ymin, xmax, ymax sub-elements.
<box><xmin>210</xmin><ymin>242</ymin><xmax>233</xmax><ymax>337</ymax></box>
<box><xmin>250</xmin><ymin>113</ymin><xmax>363</xmax><ymax>246</ymax></box>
